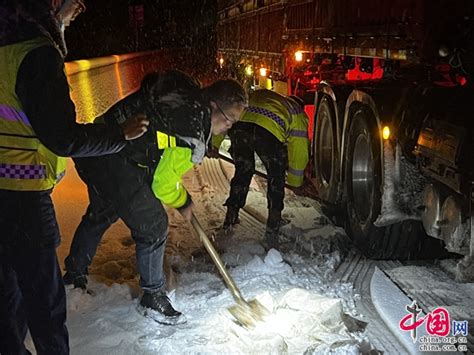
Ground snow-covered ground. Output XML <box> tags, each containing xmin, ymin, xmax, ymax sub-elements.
<box><xmin>26</xmin><ymin>56</ymin><xmax>468</xmax><ymax>355</ymax></box>
<box><xmin>28</xmin><ymin>157</ymin><xmax>379</xmax><ymax>355</ymax></box>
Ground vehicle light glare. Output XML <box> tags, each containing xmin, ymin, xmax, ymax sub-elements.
<box><xmin>245</xmin><ymin>65</ymin><xmax>253</xmax><ymax>76</ymax></box>
<box><xmin>295</xmin><ymin>51</ymin><xmax>303</xmax><ymax>62</ymax></box>
<box><xmin>259</xmin><ymin>67</ymin><xmax>267</xmax><ymax>77</ymax></box>
<box><xmin>382</xmin><ymin>126</ymin><xmax>390</xmax><ymax>140</ymax></box>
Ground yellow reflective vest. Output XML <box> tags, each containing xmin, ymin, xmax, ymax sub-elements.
<box><xmin>240</xmin><ymin>89</ymin><xmax>309</xmax><ymax>187</ymax></box>
<box><xmin>0</xmin><ymin>37</ymin><xmax>67</xmax><ymax>191</ymax></box>
<box><xmin>151</xmin><ymin>146</ymin><xmax>194</xmax><ymax>208</ymax></box>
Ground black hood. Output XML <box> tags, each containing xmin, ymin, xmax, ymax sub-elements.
<box><xmin>101</xmin><ymin>70</ymin><xmax>212</xmax><ymax>165</ymax></box>
<box><xmin>140</xmin><ymin>70</ymin><xmax>212</xmax><ymax>144</ymax></box>
<box><xmin>140</xmin><ymin>70</ymin><xmax>212</xmax><ymax>163</ymax></box>
<box><xmin>0</xmin><ymin>1</ymin><xmax>67</xmax><ymax>56</ymax></box>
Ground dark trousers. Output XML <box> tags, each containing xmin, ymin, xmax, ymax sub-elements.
<box><xmin>226</xmin><ymin>122</ymin><xmax>287</xmax><ymax>214</ymax></box>
<box><xmin>0</xmin><ymin>190</ymin><xmax>68</xmax><ymax>355</ymax></box>
<box><xmin>65</xmin><ymin>156</ymin><xmax>169</xmax><ymax>293</ymax></box>
<box><xmin>64</xmin><ymin>185</ymin><xmax>118</xmax><ymax>276</ymax></box>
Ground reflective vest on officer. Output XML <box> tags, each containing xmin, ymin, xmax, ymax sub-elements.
<box><xmin>0</xmin><ymin>37</ymin><xmax>66</xmax><ymax>191</ymax></box>
<box><xmin>240</xmin><ymin>89</ymin><xmax>310</xmax><ymax>187</ymax></box>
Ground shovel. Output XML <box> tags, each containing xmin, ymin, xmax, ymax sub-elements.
<box><xmin>190</xmin><ymin>214</ymin><xmax>269</xmax><ymax>328</ymax></box>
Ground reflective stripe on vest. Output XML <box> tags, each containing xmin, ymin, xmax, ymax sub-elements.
<box><xmin>0</xmin><ymin>163</ymin><xmax>46</xmax><ymax>179</ymax></box>
<box><xmin>0</xmin><ymin>104</ymin><xmax>31</xmax><ymax>126</ymax></box>
<box><xmin>288</xmin><ymin>166</ymin><xmax>304</xmax><ymax>177</ymax></box>
<box><xmin>245</xmin><ymin>106</ymin><xmax>286</xmax><ymax>130</ymax></box>
<box><xmin>156</xmin><ymin>131</ymin><xmax>177</xmax><ymax>149</ymax></box>
<box><xmin>289</xmin><ymin>129</ymin><xmax>307</xmax><ymax>138</ymax></box>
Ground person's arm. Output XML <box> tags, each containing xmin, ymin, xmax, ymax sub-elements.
<box><xmin>287</xmin><ymin>113</ymin><xmax>310</xmax><ymax>187</ymax></box>
<box><xmin>15</xmin><ymin>46</ymin><xmax>127</xmax><ymax>157</ymax></box>
<box><xmin>206</xmin><ymin>133</ymin><xmax>225</xmax><ymax>158</ymax></box>
<box><xmin>151</xmin><ymin>147</ymin><xmax>194</xmax><ymax>210</ymax></box>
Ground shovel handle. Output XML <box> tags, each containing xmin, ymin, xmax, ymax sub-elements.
<box><xmin>191</xmin><ymin>214</ymin><xmax>245</xmax><ymax>303</ymax></box>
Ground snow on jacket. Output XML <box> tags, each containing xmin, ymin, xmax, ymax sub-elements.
<box><xmin>100</xmin><ymin>70</ymin><xmax>212</xmax><ymax>168</ymax></box>
<box><xmin>89</xmin><ymin>70</ymin><xmax>212</xmax><ymax>210</ymax></box>
<box><xmin>240</xmin><ymin>90</ymin><xmax>310</xmax><ymax>187</ymax></box>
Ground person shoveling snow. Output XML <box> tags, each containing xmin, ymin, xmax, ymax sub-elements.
<box><xmin>63</xmin><ymin>71</ymin><xmax>248</xmax><ymax>325</ymax></box>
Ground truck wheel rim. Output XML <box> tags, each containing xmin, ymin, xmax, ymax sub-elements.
<box><xmin>352</xmin><ymin>133</ymin><xmax>373</xmax><ymax>221</ymax></box>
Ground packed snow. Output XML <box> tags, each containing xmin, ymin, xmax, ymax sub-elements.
<box><xmin>24</xmin><ymin>158</ymin><xmax>379</xmax><ymax>354</ymax></box>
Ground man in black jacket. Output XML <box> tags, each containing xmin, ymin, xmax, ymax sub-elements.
<box><xmin>0</xmin><ymin>1</ymin><xmax>148</xmax><ymax>354</ymax></box>
<box><xmin>63</xmin><ymin>71</ymin><xmax>248</xmax><ymax>325</ymax></box>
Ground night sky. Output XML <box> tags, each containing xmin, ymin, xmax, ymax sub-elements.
<box><xmin>65</xmin><ymin>0</ymin><xmax>217</xmax><ymax>62</ymax></box>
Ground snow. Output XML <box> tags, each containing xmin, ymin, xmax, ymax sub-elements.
<box><xmin>29</xmin><ymin>158</ymin><xmax>375</xmax><ymax>355</ymax></box>
<box><xmin>370</xmin><ymin>267</ymin><xmax>430</xmax><ymax>354</ymax></box>
<box><xmin>387</xmin><ymin>265</ymin><xmax>474</xmax><ymax>318</ymax></box>
<box><xmin>59</xmin><ymin>260</ymin><xmax>363</xmax><ymax>354</ymax></box>
<box><xmin>374</xmin><ymin>140</ymin><xmax>409</xmax><ymax>226</ymax></box>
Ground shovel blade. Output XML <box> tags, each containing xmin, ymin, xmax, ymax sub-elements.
<box><xmin>227</xmin><ymin>299</ymin><xmax>269</xmax><ymax>329</ymax></box>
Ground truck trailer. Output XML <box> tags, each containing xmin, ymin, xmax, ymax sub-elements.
<box><xmin>217</xmin><ymin>0</ymin><xmax>474</xmax><ymax>281</ymax></box>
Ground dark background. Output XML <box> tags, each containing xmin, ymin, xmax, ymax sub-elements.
<box><xmin>65</xmin><ymin>0</ymin><xmax>217</xmax><ymax>64</ymax></box>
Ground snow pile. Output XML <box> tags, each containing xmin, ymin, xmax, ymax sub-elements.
<box><xmin>45</xmin><ymin>157</ymin><xmax>373</xmax><ymax>354</ymax></box>
<box><xmin>55</xmin><ymin>248</ymin><xmax>368</xmax><ymax>355</ymax></box>
<box><xmin>279</xmin><ymin>207</ymin><xmax>350</xmax><ymax>260</ymax></box>
<box><xmin>248</xmin><ymin>288</ymin><xmax>362</xmax><ymax>354</ymax></box>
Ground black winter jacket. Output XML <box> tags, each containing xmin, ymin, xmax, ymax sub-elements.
<box><xmin>96</xmin><ymin>70</ymin><xmax>212</xmax><ymax>169</ymax></box>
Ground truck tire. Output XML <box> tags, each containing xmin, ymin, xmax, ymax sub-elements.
<box><xmin>314</xmin><ymin>97</ymin><xmax>339</xmax><ymax>204</ymax></box>
<box><xmin>344</xmin><ymin>107</ymin><xmax>444</xmax><ymax>259</ymax></box>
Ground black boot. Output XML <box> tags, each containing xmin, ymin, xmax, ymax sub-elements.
<box><xmin>223</xmin><ymin>206</ymin><xmax>240</xmax><ymax>230</ymax></box>
<box><xmin>267</xmin><ymin>209</ymin><xmax>282</xmax><ymax>231</ymax></box>
<box><xmin>265</xmin><ymin>210</ymin><xmax>282</xmax><ymax>249</ymax></box>
<box><xmin>138</xmin><ymin>290</ymin><xmax>186</xmax><ymax>325</ymax></box>
<box><xmin>63</xmin><ymin>271</ymin><xmax>88</xmax><ymax>290</ymax></box>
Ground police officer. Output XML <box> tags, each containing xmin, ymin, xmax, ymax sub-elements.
<box><xmin>0</xmin><ymin>1</ymin><xmax>148</xmax><ymax>354</ymax></box>
<box><xmin>223</xmin><ymin>89</ymin><xmax>310</xmax><ymax>247</ymax></box>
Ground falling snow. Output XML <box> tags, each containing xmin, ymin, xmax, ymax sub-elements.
<box><xmin>39</xmin><ymin>159</ymin><xmax>375</xmax><ymax>354</ymax></box>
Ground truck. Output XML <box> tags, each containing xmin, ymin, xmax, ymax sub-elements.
<box><xmin>216</xmin><ymin>0</ymin><xmax>474</xmax><ymax>281</ymax></box>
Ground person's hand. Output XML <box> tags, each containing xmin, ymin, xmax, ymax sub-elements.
<box><xmin>178</xmin><ymin>202</ymin><xmax>194</xmax><ymax>222</ymax></box>
<box><xmin>288</xmin><ymin>178</ymin><xmax>311</xmax><ymax>197</ymax></box>
<box><xmin>57</xmin><ymin>0</ymin><xmax>86</xmax><ymax>27</ymax></box>
<box><xmin>288</xmin><ymin>179</ymin><xmax>319</xmax><ymax>198</ymax></box>
<box><xmin>288</xmin><ymin>185</ymin><xmax>306</xmax><ymax>196</ymax></box>
<box><xmin>119</xmin><ymin>114</ymin><xmax>149</xmax><ymax>140</ymax></box>
<box><xmin>206</xmin><ymin>146</ymin><xmax>220</xmax><ymax>159</ymax></box>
